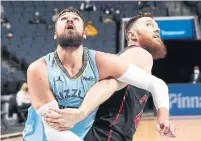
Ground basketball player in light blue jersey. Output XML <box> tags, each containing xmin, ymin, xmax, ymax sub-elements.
<box><xmin>23</xmin><ymin>8</ymin><xmax>169</xmax><ymax>141</ymax></box>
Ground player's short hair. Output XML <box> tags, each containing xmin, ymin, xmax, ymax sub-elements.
<box><xmin>125</xmin><ymin>12</ymin><xmax>154</xmax><ymax>34</ymax></box>
<box><xmin>55</xmin><ymin>8</ymin><xmax>85</xmax><ymax>27</ymax></box>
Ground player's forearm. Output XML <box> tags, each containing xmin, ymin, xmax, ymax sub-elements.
<box><xmin>157</xmin><ymin>107</ymin><xmax>170</xmax><ymax>122</ymax></box>
<box><xmin>117</xmin><ymin>64</ymin><xmax>169</xmax><ymax>110</ymax></box>
<box><xmin>110</xmin><ymin>59</ymin><xmax>170</xmax><ymax>111</ymax></box>
<box><xmin>79</xmin><ymin>79</ymin><xmax>126</xmax><ymax>120</ymax></box>
<box><xmin>37</xmin><ymin>100</ymin><xmax>83</xmax><ymax>141</ymax></box>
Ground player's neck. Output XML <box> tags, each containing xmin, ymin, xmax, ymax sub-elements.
<box><xmin>128</xmin><ymin>41</ymin><xmax>140</xmax><ymax>47</ymax></box>
<box><xmin>57</xmin><ymin>45</ymin><xmax>84</xmax><ymax>68</ymax></box>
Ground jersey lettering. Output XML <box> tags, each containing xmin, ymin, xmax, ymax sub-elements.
<box><xmin>55</xmin><ymin>89</ymin><xmax>84</xmax><ymax>102</ymax></box>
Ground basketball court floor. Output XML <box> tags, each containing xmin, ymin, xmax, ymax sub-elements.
<box><xmin>1</xmin><ymin>116</ymin><xmax>201</xmax><ymax>141</ymax></box>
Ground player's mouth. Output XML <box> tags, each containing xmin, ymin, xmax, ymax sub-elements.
<box><xmin>65</xmin><ymin>24</ymin><xmax>74</xmax><ymax>30</ymax></box>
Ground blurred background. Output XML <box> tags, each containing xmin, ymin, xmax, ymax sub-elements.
<box><xmin>1</xmin><ymin>1</ymin><xmax>201</xmax><ymax>141</ymax></box>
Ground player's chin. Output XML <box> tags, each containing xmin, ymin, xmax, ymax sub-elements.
<box><xmin>153</xmin><ymin>51</ymin><xmax>166</xmax><ymax>60</ymax></box>
<box><xmin>165</xmin><ymin>133</ymin><xmax>176</xmax><ymax>138</ymax></box>
<box><xmin>153</xmin><ymin>43</ymin><xmax>167</xmax><ymax>60</ymax></box>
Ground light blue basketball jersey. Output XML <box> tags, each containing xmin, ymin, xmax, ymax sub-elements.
<box><xmin>23</xmin><ymin>47</ymin><xmax>100</xmax><ymax>140</ymax></box>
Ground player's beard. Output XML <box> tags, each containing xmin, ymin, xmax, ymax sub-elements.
<box><xmin>137</xmin><ymin>30</ymin><xmax>167</xmax><ymax>60</ymax></box>
<box><xmin>57</xmin><ymin>30</ymin><xmax>83</xmax><ymax>48</ymax></box>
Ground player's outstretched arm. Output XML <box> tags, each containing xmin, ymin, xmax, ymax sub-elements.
<box><xmin>27</xmin><ymin>59</ymin><xmax>83</xmax><ymax>141</ymax></box>
<box><xmin>80</xmin><ymin>48</ymin><xmax>174</xmax><ymax>137</ymax></box>
<box><xmin>47</xmin><ymin>48</ymin><xmax>166</xmax><ymax>128</ymax></box>
<box><xmin>95</xmin><ymin>49</ymin><xmax>174</xmax><ymax>137</ymax></box>
<box><xmin>43</xmin><ymin>48</ymin><xmax>152</xmax><ymax>130</ymax></box>
<box><xmin>79</xmin><ymin>47</ymin><xmax>153</xmax><ymax>119</ymax></box>
<box><xmin>95</xmin><ymin>49</ymin><xmax>169</xmax><ymax>107</ymax></box>
<box><xmin>44</xmin><ymin>48</ymin><xmax>173</xmax><ymax>137</ymax></box>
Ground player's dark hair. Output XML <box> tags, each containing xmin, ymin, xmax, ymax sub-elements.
<box><xmin>55</xmin><ymin>8</ymin><xmax>85</xmax><ymax>27</ymax></box>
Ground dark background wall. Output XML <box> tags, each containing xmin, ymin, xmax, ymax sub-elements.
<box><xmin>152</xmin><ymin>39</ymin><xmax>201</xmax><ymax>84</ymax></box>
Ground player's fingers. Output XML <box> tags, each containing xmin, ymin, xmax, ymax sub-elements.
<box><xmin>163</xmin><ymin>122</ymin><xmax>170</xmax><ymax>134</ymax></box>
<box><xmin>45</xmin><ymin>117</ymin><xmax>61</xmax><ymax>125</ymax></box>
<box><xmin>46</xmin><ymin>121</ymin><xmax>60</xmax><ymax>129</ymax></box>
<box><xmin>162</xmin><ymin>121</ymin><xmax>176</xmax><ymax>138</ymax></box>
<box><xmin>63</xmin><ymin>108</ymin><xmax>77</xmax><ymax>115</ymax></box>
<box><xmin>156</xmin><ymin>123</ymin><xmax>164</xmax><ymax>136</ymax></box>
<box><xmin>45</xmin><ymin>110</ymin><xmax>60</xmax><ymax>119</ymax></box>
<box><xmin>59</xmin><ymin>123</ymin><xmax>75</xmax><ymax>129</ymax></box>
<box><xmin>45</xmin><ymin>113</ymin><xmax>60</xmax><ymax>120</ymax></box>
<box><xmin>169</xmin><ymin>123</ymin><xmax>176</xmax><ymax>137</ymax></box>
<box><xmin>165</xmin><ymin>130</ymin><xmax>176</xmax><ymax>138</ymax></box>
<box><xmin>160</xmin><ymin>121</ymin><xmax>169</xmax><ymax>134</ymax></box>
<box><xmin>49</xmin><ymin>108</ymin><xmax>62</xmax><ymax>114</ymax></box>
<box><xmin>156</xmin><ymin>123</ymin><xmax>161</xmax><ymax>132</ymax></box>
<box><xmin>44</xmin><ymin>117</ymin><xmax>58</xmax><ymax>123</ymax></box>
<box><xmin>59</xmin><ymin>127</ymin><xmax>68</xmax><ymax>132</ymax></box>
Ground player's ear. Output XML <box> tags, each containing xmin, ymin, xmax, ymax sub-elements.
<box><xmin>54</xmin><ymin>32</ymin><xmax>57</xmax><ymax>39</ymax></box>
<box><xmin>127</xmin><ymin>32</ymin><xmax>131</xmax><ymax>41</ymax></box>
<box><xmin>83</xmin><ymin>31</ymin><xmax>86</xmax><ymax>39</ymax></box>
<box><xmin>127</xmin><ymin>32</ymin><xmax>136</xmax><ymax>41</ymax></box>
<box><xmin>133</xmin><ymin>31</ymin><xmax>138</xmax><ymax>41</ymax></box>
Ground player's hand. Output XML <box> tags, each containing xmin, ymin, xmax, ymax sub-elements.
<box><xmin>44</xmin><ymin>108</ymin><xmax>84</xmax><ymax>131</ymax></box>
<box><xmin>156</xmin><ymin>120</ymin><xmax>176</xmax><ymax>138</ymax></box>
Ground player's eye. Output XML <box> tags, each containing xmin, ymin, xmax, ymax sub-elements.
<box><xmin>61</xmin><ymin>17</ymin><xmax>67</xmax><ymax>20</ymax></box>
<box><xmin>74</xmin><ymin>17</ymin><xmax>79</xmax><ymax>21</ymax></box>
<box><xmin>146</xmin><ymin>23</ymin><xmax>152</xmax><ymax>27</ymax></box>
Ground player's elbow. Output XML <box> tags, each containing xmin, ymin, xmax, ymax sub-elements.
<box><xmin>105</xmin><ymin>78</ymin><xmax>127</xmax><ymax>92</ymax></box>
<box><xmin>150</xmin><ymin>77</ymin><xmax>168</xmax><ymax>93</ymax></box>
<box><xmin>116</xmin><ymin>82</ymin><xmax>127</xmax><ymax>91</ymax></box>
<box><xmin>102</xmin><ymin>78</ymin><xmax>118</xmax><ymax>90</ymax></box>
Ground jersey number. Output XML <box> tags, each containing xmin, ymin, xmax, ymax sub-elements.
<box><xmin>134</xmin><ymin>111</ymin><xmax>143</xmax><ymax>128</ymax></box>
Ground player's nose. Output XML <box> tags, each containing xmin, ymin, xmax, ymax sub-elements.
<box><xmin>67</xmin><ymin>18</ymin><xmax>73</xmax><ymax>23</ymax></box>
<box><xmin>66</xmin><ymin>17</ymin><xmax>74</xmax><ymax>23</ymax></box>
<box><xmin>154</xmin><ymin>27</ymin><xmax>160</xmax><ymax>35</ymax></box>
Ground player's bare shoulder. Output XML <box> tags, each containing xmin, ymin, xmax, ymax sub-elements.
<box><xmin>123</xmin><ymin>47</ymin><xmax>152</xmax><ymax>60</ymax></box>
<box><xmin>95</xmin><ymin>50</ymin><xmax>128</xmax><ymax>80</ymax></box>
<box><xmin>120</xmin><ymin>47</ymin><xmax>153</xmax><ymax>73</ymax></box>
<box><xmin>27</xmin><ymin>57</ymin><xmax>48</xmax><ymax>78</ymax></box>
<box><xmin>132</xmin><ymin>47</ymin><xmax>152</xmax><ymax>55</ymax></box>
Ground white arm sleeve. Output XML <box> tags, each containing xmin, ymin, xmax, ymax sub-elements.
<box><xmin>36</xmin><ymin>100</ymin><xmax>83</xmax><ymax>141</ymax></box>
<box><xmin>117</xmin><ymin>64</ymin><xmax>169</xmax><ymax>110</ymax></box>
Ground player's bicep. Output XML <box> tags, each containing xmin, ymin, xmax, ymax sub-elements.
<box><xmin>95</xmin><ymin>51</ymin><xmax>128</xmax><ymax>80</ymax></box>
<box><xmin>27</xmin><ymin>60</ymin><xmax>55</xmax><ymax>110</ymax></box>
